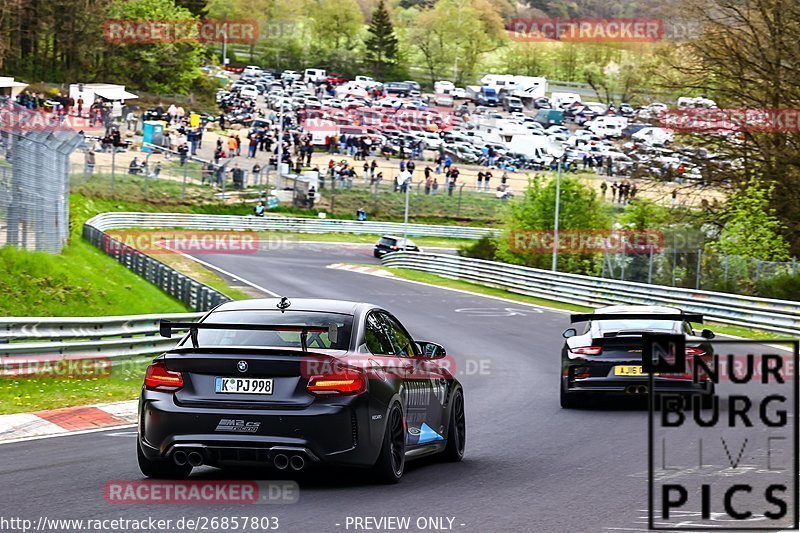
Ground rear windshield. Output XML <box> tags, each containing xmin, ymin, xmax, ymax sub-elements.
<box><xmin>180</xmin><ymin>310</ymin><xmax>353</xmax><ymax>350</ymax></box>
<box><xmin>379</xmin><ymin>237</ymin><xmax>397</xmax><ymax>246</ymax></box>
<box><xmin>594</xmin><ymin>319</ymin><xmax>679</xmax><ymax>334</ymax></box>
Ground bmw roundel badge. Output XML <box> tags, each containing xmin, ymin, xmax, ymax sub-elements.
<box><xmin>237</xmin><ymin>360</ymin><xmax>248</xmax><ymax>373</ymax></box>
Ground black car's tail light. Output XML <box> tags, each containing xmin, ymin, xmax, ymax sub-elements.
<box><xmin>572</xmin><ymin>366</ymin><xmax>591</xmax><ymax>379</ymax></box>
<box><xmin>307</xmin><ymin>368</ymin><xmax>366</xmax><ymax>396</ymax></box>
<box><xmin>569</xmin><ymin>346</ymin><xmax>602</xmax><ymax>356</ymax></box>
<box><xmin>144</xmin><ymin>361</ymin><xmax>184</xmax><ymax>391</ymax></box>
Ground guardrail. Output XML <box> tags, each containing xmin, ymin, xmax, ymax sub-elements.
<box><xmin>85</xmin><ymin>212</ymin><xmax>495</xmax><ymax>240</ymax></box>
<box><xmin>0</xmin><ymin>313</ymin><xmax>203</xmax><ymax>357</ymax></box>
<box><xmin>381</xmin><ymin>252</ymin><xmax>800</xmax><ymax>336</ymax></box>
<box><xmin>83</xmin><ymin>220</ymin><xmax>231</xmax><ymax>312</ymax></box>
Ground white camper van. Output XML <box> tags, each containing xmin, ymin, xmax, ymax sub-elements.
<box><xmin>550</xmin><ymin>92</ymin><xmax>581</xmax><ymax>109</ymax></box>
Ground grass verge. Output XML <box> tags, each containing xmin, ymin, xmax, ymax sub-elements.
<box><xmin>0</xmin><ymin>357</ymin><xmax>150</xmax><ymax>415</ymax></box>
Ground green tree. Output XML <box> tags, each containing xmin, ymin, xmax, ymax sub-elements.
<box><xmin>712</xmin><ymin>181</ymin><xmax>791</xmax><ymax>261</ymax></box>
<box><xmin>495</xmin><ymin>175</ymin><xmax>609</xmax><ymax>273</ymax></box>
<box><xmin>364</xmin><ymin>0</ymin><xmax>400</xmax><ymax>78</ymax></box>
<box><xmin>105</xmin><ymin>0</ymin><xmax>204</xmax><ymax>93</ymax></box>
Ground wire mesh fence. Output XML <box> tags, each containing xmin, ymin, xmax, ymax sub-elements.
<box><xmin>0</xmin><ymin>99</ymin><xmax>84</xmax><ymax>253</ymax></box>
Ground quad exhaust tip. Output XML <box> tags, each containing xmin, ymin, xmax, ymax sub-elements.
<box><xmin>625</xmin><ymin>385</ymin><xmax>649</xmax><ymax>395</ymax></box>
<box><xmin>289</xmin><ymin>455</ymin><xmax>306</xmax><ymax>471</ymax></box>
<box><xmin>187</xmin><ymin>451</ymin><xmax>204</xmax><ymax>467</ymax></box>
<box><xmin>274</xmin><ymin>454</ymin><xmax>289</xmax><ymax>470</ymax></box>
<box><xmin>173</xmin><ymin>450</ymin><xmax>188</xmax><ymax>466</ymax></box>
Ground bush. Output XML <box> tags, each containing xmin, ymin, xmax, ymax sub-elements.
<box><xmin>458</xmin><ymin>234</ymin><xmax>497</xmax><ymax>260</ymax></box>
<box><xmin>755</xmin><ymin>272</ymin><xmax>800</xmax><ymax>300</ymax></box>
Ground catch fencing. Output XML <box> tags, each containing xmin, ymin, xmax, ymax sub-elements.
<box><xmin>381</xmin><ymin>251</ymin><xmax>800</xmax><ymax>336</ymax></box>
<box><xmin>0</xmin><ymin>98</ymin><xmax>84</xmax><ymax>253</ymax></box>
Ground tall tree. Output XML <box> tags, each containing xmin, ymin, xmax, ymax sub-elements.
<box><xmin>363</xmin><ymin>0</ymin><xmax>399</xmax><ymax>79</ymax></box>
<box><xmin>654</xmin><ymin>0</ymin><xmax>800</xmax><ymax>254</ymax></box>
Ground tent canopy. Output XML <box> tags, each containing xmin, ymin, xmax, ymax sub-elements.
<box><xmin>93</xmin><ymin>86</ymin><xmax>138</xmax><ymax>101</ymax></box>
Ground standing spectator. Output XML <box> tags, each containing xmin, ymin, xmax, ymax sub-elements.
<box><xmin>151</xmin><ymin>161</ymin><xmax>162</xmax><ymax>179</ymax></box>
<box><xmin>363</xmin><ymin>162</ymin><xmax>369</xmax><ymax>184</ymax></box>
<box><xmin>477</xmin><ymin>171</ymin><xmax>484</xmax><ymax>192</ymax></box>
<box><xmin>307</xmin><ymin>186</ymin><xmax>316</xmax><ymax>208</ymax></box>
<box><xmin>252</xmin><ymin>163</ymin><xmax>261</xmax><ymax>185</ymax></box>
<box><xmin>434</xmin><ymin>153</ymin><xmax>443</xmax><ymax>174</ymax></box>
<box><xmin>370</xmin><ymin>160</ymin><xmax>378</xmax><ymax>180</ymax></box>
<box><xmin>483</xmin><ymin>170</ymin><xmax>492</xmax><ymax>192</ymax></box>
<box><xmin>84</xmin><ymin>149</ymin><xmax>95</xmax><ymax>175</ymax></box>
<box><xmin>448</xmin><ymin>166</ymin><xmax>459</xmax><ymax>196</ymax></box>
<box><xmin>227</xmin><ymin>136</ymin><xmax>237</xmax><ymax>158</ymax></box>
<box><xmin>671</xmin><ymin>188</ymin><xmax>678</xmax><ymax>207</ymax></box>
<box><xmin>501</xmin><ymin>171</ymin><xmax>508</xmax><ymax>191</ymax></box>
<box><xmin>611</xmin><ymin>182</ymin><xmax>618</xmax><ymax>203</ymax></box>
<box><xmin>600</xmin><ymin>181</ymin><xmax>608</xmax><ymax>199</ymax></box>
<box><xmin>424</xmin><ymin>166</ymin><xmax>433</xmax><ymax>195</ymax></box>
<box><xmin>407</xmin><ymin>159</ymin><xmax>415</xmax><ymax>176</ymax></box>
<box><xmin>444</xmin><ymin>154</ymin><xmax>452</xmax><ymax>173</ymax></box>
<box><xmin>126</xmin><ymin>110</ymin><xmax>137</xmax><ymax>131</ymax></box>
<box><xmin>432</xmin><ymin>176</ymin><xmax>439</xmax><ymax>196</ymax></box>
<box><xmin>234</xmin><ymin>135</ymin><xmax>241</xmax><ymax>156</ymax></box>
<box><xmin>248</xmin><ymin>135</ymin><xmax>258</xmax><ymax>158</ymax></box>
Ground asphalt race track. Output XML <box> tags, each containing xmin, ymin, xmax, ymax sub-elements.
<box><xmin>0</xmin><ymin>242</ymin><xmax>793</xmax><ymax>532</ymax></box>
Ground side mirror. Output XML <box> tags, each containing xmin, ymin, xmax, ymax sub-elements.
<box><xmin>562</xmin><ymin>328</ymin><xmax>577</xmax><ymax>339</ymax></box>
<box><xmin>700</xmin><ymin>329</ymin><xmax>715</xmax><ymax>339</ymax></box>
<box><xmin>416</xmin><ymin>341</ymin><xmax>446</xmax><ymax>359</ymax></box>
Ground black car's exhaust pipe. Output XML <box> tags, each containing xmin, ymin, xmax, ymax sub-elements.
<box><xmin>274</xmin><ymin>454</ymin><xmax>289</xmax><ymax>470</ymax></box>
<box><xmin>187</xmin><ymin>451</ymin><xmax>204</xmax><ymax>467</ymax></box>
<box><xmin>625</xmin><ymin>385</ymin><xmax>637</xmax><ymax>395</ymax></box>
<box><xmin>637</xmin><ymin>385</ymin><xmax>648</xmax><ymax>394</ymax></box>
<box><xmin>173</xmin><ymin>450</ymin><xmax>188</xmax><ymax>466</ymax></box>
<box><xmin>289</xmin><ymin>455</ymin><xmax>306</xmax><ymax>471</ymax></box>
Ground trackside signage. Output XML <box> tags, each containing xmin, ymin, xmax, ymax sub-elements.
<box><xmin>647</xmin><ymin>335</ymin><xmax>799</xmax><ymax>530</ymax></box>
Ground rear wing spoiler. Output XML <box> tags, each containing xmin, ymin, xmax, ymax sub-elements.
<box><xmin>570</xmin><ymin>313</ymin><xmax>703</xmax><ymax>324</ymax></box>
<box><xmin>160</xmin><ymin>320</ymin><xmax>331</xmax><ymax>351</ymax></box>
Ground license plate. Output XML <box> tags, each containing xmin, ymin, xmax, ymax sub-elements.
<box><xmin>215</xmin><ymin>377</ymin><xmax>273</xmax><ymax>394</ymax></box>
<box><xmin>614</xmin><ymin>366</ymin><xmax>644</xmax><ymax>376</ymax></box>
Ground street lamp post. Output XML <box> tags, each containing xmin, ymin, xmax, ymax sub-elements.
<box><xmin>402</xmin><ymin>175</ymin><xmax>411</xmax><ymax>251</ymax></box>
<box><xmin>551</xmin><ymin>154</ymin><xmax>564</xmax><ymax>272</ymax></box>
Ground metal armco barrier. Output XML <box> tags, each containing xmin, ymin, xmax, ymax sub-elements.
<box><xmin>83</xmin><ymin>222</ymin><xmax>231</xmax><ymax>312</ymax></box>
<box><xmin>84</xmin><ymin>212</ymin><xmax>495</xmax><ymax>240</ymax></box>
<box><xmin>381</xmin><ymin>252</ymin><xmax>800</xmax><ymax>336</ymax></box>
<box><xmin>0</xmin><ymin>313</ymin><xmax>203</xmax><ymax>357</ymax></box>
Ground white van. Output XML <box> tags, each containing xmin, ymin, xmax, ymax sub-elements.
<box><xmin>632</xmin><ymin>127</ymin><xmax>674</xmax><ymax>145</ymax></box>
<box><xmin>434</xmin><ymin>80</ymin><xmax>455</xmax><ymax>94</ymax></box>
<box><xmin>587</xmin><ymin>116</ymin><xmax>628</xmax><ymax>138</ymax></box>
<box><xmin>242</xmin><ymin>65</ymin><xmax>262</xmax><ymax>77</ymax></box>
<box><xmin>550</xmin><ymin>92</ymin><xmax>581</xmax><ymax>109</ymax></box>
<box><xmin>304</xmin><ymin>68</ymin><xmax>327</xmax><ymax>84</ymax></box>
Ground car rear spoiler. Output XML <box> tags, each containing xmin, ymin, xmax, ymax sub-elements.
<box><xmin>570</xmin><ymin>313</ymin><xmax>703</xmax><ymax>324</ymax></box>
<box><xmin>160</xmin><ymin>320</ymin><xmax>331</xmax><ymax>352</ymax></box>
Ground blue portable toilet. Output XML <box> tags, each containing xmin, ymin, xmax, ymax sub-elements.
<box><xmin>142</xmin><ymin>121</ymin><xmax>165</xmax><ymax>152</ymax></box>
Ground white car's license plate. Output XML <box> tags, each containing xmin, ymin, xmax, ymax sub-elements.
<box><xmin>215</xmin><ymin>377</ymin><xmax>273</xmax><ymax>395</ymax></box>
